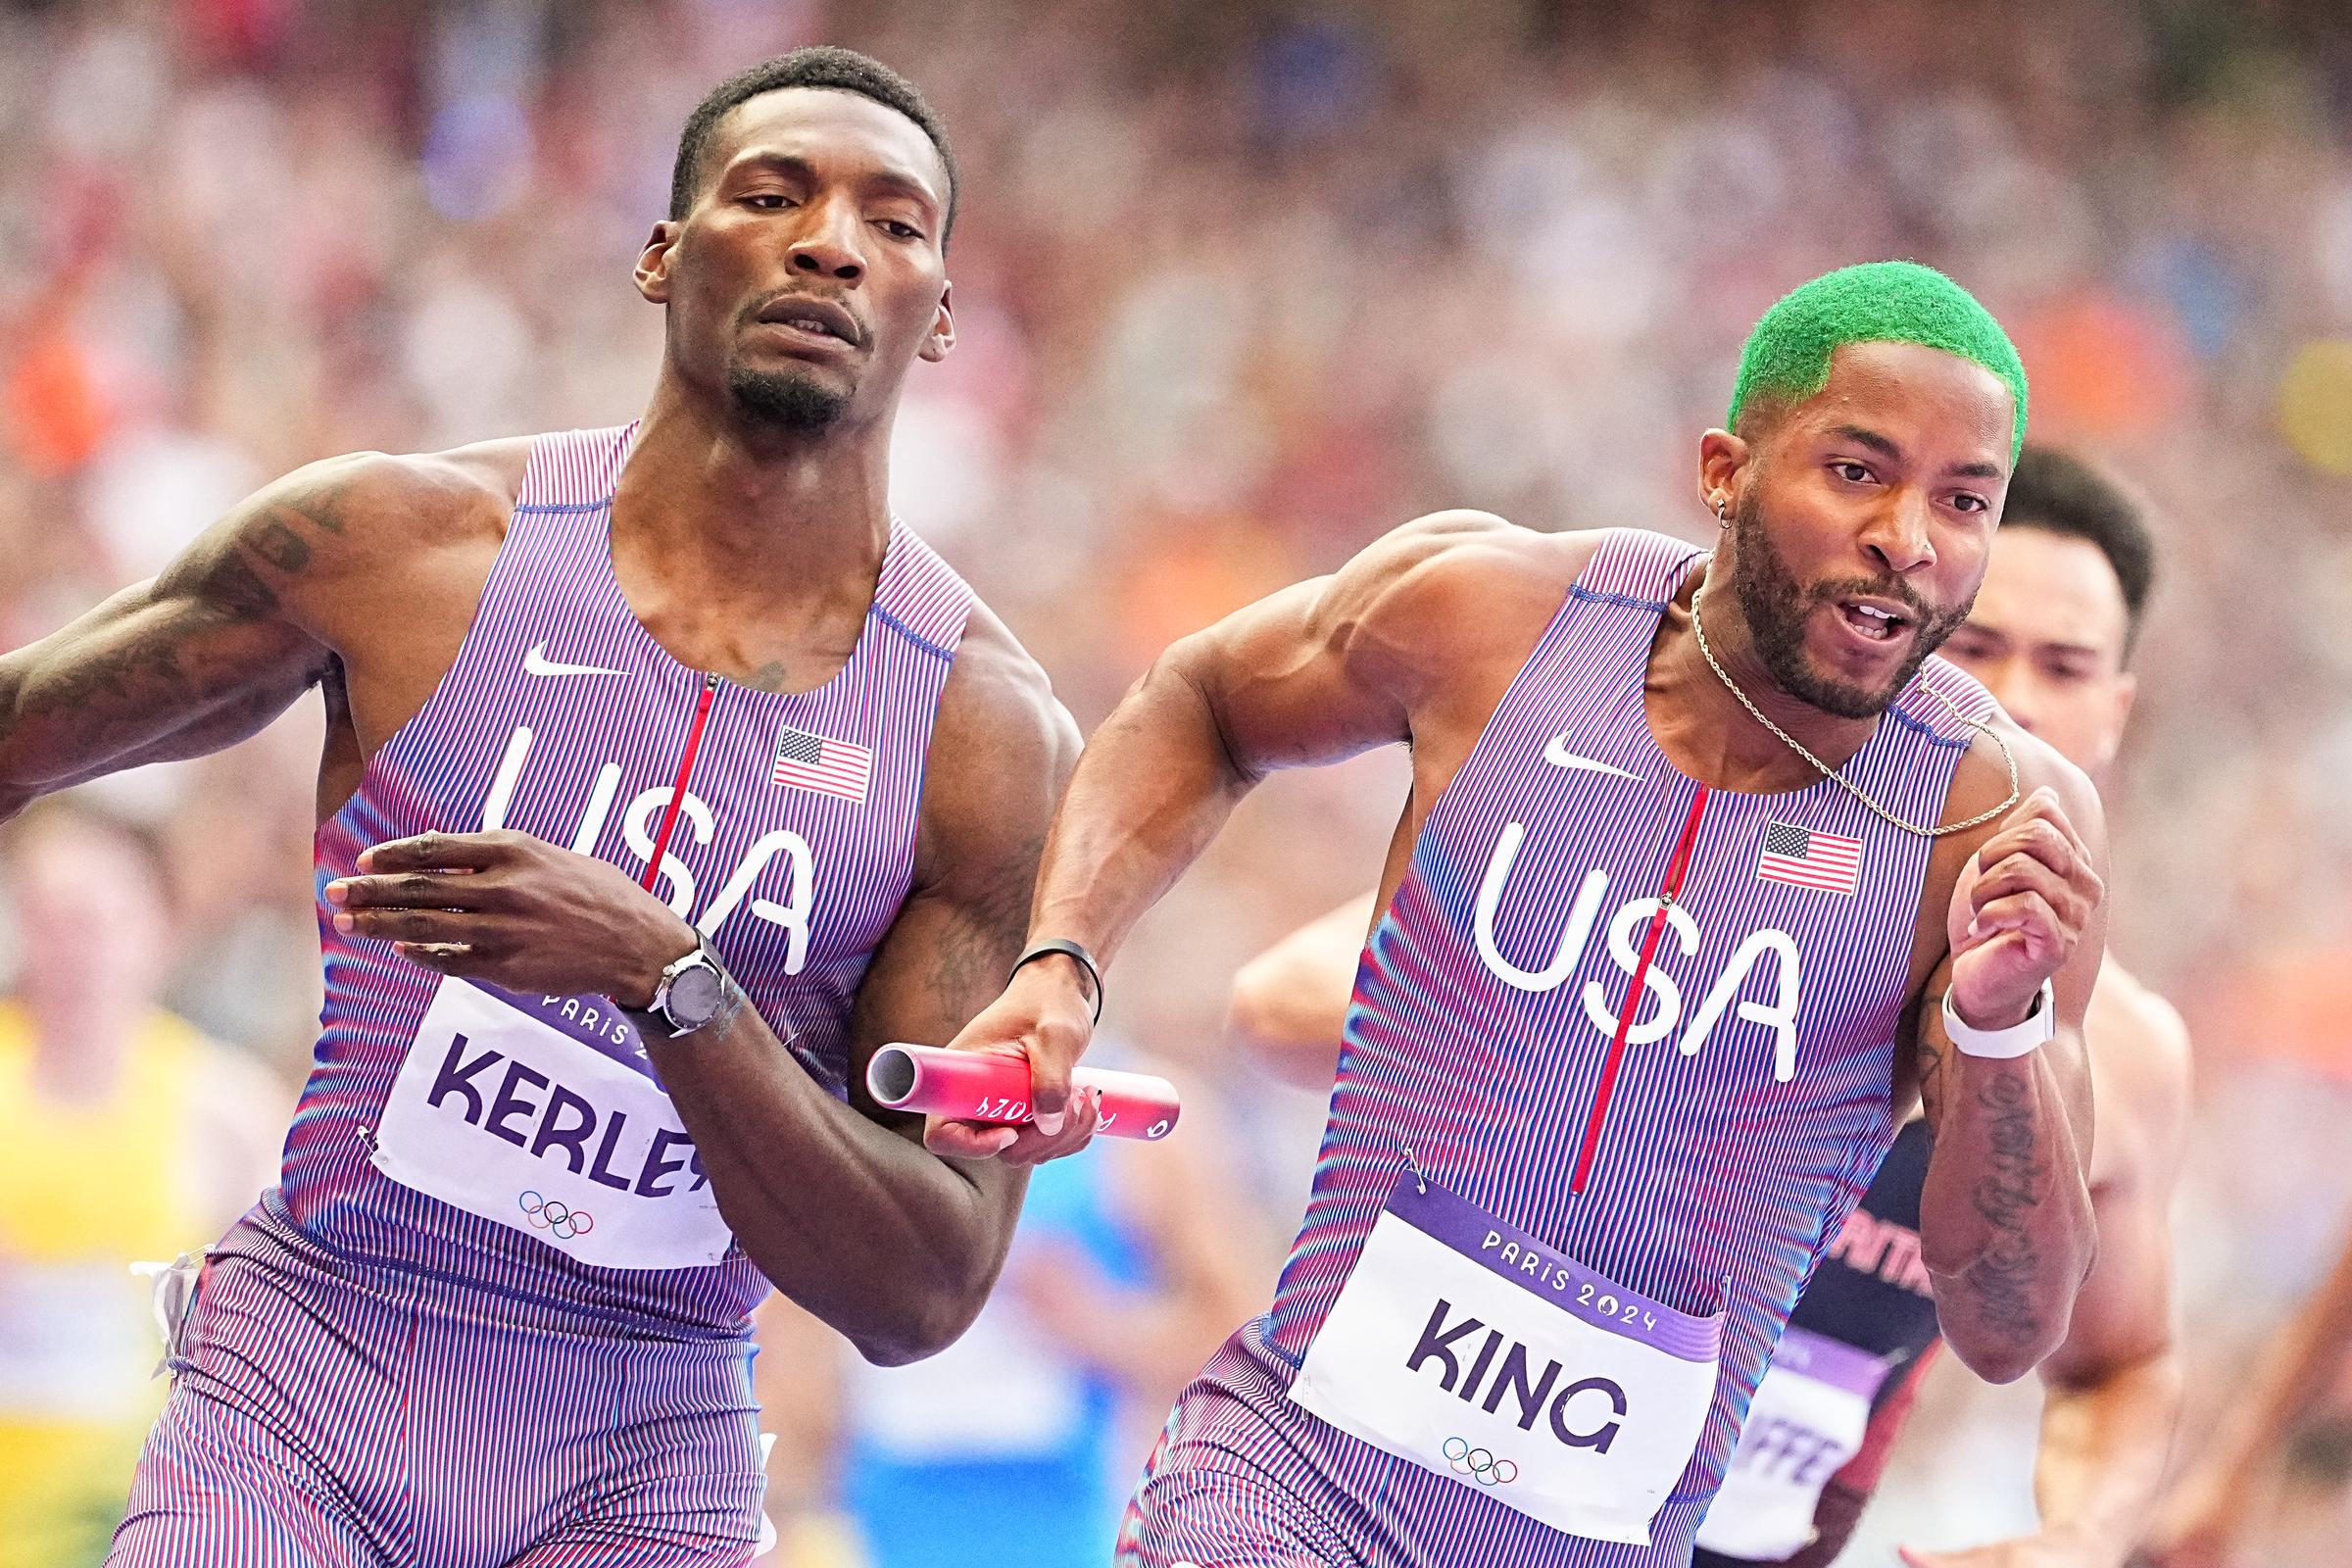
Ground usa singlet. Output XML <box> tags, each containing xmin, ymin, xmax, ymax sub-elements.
<box><xmin>1120</xmin><ymin>528</ymin><xmax>1995</xmax><ymax>1568</ymax></box>
<box><xmin>112</xmin><ymin>424</ymin><xmax>973</xmax><ymax>1568</ymax></box>
<box><xmin>282</xmin><ymin>420</ymin><xmax>970</xmax><ymax>1325</ymax></box>
<box><xmin>1694</xmin><ymin>1118</ymin><xmax>1942</xmax><ymax>1567</ymax></box>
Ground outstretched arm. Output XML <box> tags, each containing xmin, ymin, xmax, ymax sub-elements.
<box><xmin>0</xmin><ymin>466</ymin><xmax>355</xmax><ymax>812</ymax></box>
<box><xmin>1916</xmin><ymin>774</ymin><xmax>2107</xmax><ymax>1385</ymax></box>
<box><xmin>923</xmin><ymin>511</ymin><xmax>1518</xmax><ymax>1156</ymax></box>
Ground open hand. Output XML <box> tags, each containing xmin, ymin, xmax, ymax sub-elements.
<box><xmin>324</xmin><ymin>830</ymin><xmax>697</xmax><ymax>1005</ymax></box>
<box><xmin>1946</xmin><ymin>786</ymin><xmax>2103</xmax><ymax>1029</ymax></box>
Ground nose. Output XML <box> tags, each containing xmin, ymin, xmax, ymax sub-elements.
<box><xmin>787</xmin><ymin>194</ymin><xmax>863</xmax><ymax>283</ymax></box>
<box><xmin>1859</xmin><ymin>488</ymin><xmax>1936</xmax><ymax>578</ymax></box>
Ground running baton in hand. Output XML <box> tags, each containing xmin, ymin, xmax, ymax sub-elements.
<box><xmin>867</xmin><ymin>1045</ymin><xmax>1181</xmax><ymax>1142</ymax></box>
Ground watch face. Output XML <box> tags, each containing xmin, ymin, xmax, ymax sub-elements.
<box><xmin>665</xmin><ymin>962</ymin><xmax>727</xmax><ymax>1030</ymax></box>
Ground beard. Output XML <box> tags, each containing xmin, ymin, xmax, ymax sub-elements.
<box><xmin>727</xmin><ymin>363</ymin><xmax>849</xmax><ymax>431</ymax></box>
<box><xmin>1726</xmin><ymin>490</ymin><xmax>1971</xmax><ymax>720</ymax></box>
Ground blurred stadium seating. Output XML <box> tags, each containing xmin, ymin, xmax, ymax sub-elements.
<box><xmin>5</xmin><ymin>0</ymin><xmax>2352</xmax><ymax>1559</ymax></box>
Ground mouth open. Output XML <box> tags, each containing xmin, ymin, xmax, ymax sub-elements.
<box><xmin>1833</xmin><ymin>598</ymin><xmax>1914</xmax><ymax>645</ymax></box>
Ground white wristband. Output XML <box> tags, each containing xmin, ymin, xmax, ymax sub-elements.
<box><xmin>1942</xmin><ymin>979</ymin><xmax>2056</xmax><ymax>1059</ymax></box>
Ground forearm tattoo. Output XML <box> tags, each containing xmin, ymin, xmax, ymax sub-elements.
<box><xmin>1961</xmin><ymin>1067</ymin><xmax>2052</xmax><ymax>1344</ymax></box>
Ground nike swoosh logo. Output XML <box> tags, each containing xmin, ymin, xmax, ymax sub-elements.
<box><xmin>1543</xmin><ymin>735</ymin><xmax>1643</xmax><ymax>781</ymax></box>
<box><xmin>522</xmin><ymin>642</ymin><xmax>628</xmax><ymax>679</ymax></box>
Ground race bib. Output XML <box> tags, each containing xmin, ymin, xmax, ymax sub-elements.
<box><xmin>1289</xmin><ymin>1172</ymin><xmax>1723</xmax><ymax>1546</ymax></box>
<box><xmin>371</xmin><ymin>979</ymin><xmax>734</xmax><ymax>1270</ymax></box>
<box><xmin>1694</xmin><ymin>1325</ymin><xmax>1890</xmax><ymax>1560</ymax></box>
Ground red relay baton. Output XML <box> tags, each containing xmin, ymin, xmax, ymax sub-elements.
<box><xmin>865</xmin><ymin>1044</ymin><xmax>1181</xmax><ymax>1142</ymax></box>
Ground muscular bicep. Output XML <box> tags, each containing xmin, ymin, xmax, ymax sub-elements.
<box><xmin>1162</xmin><ymin>510</ymin><xmax>1522</xmax><ymax>780</ymax></box>
<box><xmin>0</xmin><ymin>466</ymin><xmax>369</xmax><ymax>808</ymax></box>
<box><xmin>0</xmin><ymin>538</ymin><xmax>324</xmax><ymax>804</ymax></box>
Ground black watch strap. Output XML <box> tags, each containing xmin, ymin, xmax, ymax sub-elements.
<box><xmin>1010</xmin><ymin>939</ymin><xmax>1104</xmax><ymax>1024</ymax></box>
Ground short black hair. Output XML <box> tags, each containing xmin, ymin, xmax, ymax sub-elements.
<box><xmin>2000</xmin><ymin>445</ymin><xmax>2157</xmax><ymax>659</ymax></box>
<box><xmin>669</xmin><ymin>46</ymin><xmax>957</xmax><ymax>241</ymax></box>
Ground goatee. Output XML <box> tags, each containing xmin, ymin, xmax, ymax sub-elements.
<box><xmin>728</xmin><ymin>366</ymin><xmax>848</xmax><ymax>430</ymax></box>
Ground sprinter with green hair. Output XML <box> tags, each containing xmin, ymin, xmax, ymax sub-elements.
<box><xmin>957</xmin><ymin>256</ymin><xmax>2109</xmax><ymax>1568</ymax></box>
<box><xmin>1728</xmin><ymin>260</ymin><xmax>2030</xmax><ymax>461</ymax></box>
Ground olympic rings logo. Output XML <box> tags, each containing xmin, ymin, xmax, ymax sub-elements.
<box><xmin>517</xmin><ymin>1190</ymin><xmax>594</xmax><ymax>1242</ymax></box>
<box><xmin>1444</xmin><ymin>1436</ymin><xmax>1517</xmax><ymax>1486</ymax></box>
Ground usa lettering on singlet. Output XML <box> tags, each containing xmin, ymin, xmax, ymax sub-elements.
<box><xmin>1151</xmin><ymin>529</ymin><xmax>1998</xmax><ymax>1566</ymax></box>
<box><xmin>275</xmin><ymin>423</ymin><xmax>973</xmax><ymax>1330</ymax></box>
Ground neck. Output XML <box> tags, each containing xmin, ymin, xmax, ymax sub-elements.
<box><xmin>612</xmin><ymin>374</ymin><xmax>896</xmax><ymax>604</ymax></box>
<box><xmin>1645</xmin><ymin>556</ymin><xmax>1882</xmax><ymax>790</ymax></box>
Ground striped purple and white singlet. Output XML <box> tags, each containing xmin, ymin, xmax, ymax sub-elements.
<box><xmin>277</xmin><ymin>421</ymin><xmax>972</xmax><ymax>1331</ymax></box>
<box><xmin>1123</xmin><ymin>527</ymin><xmax>1997</xmax><ymax>1567</ymax></box>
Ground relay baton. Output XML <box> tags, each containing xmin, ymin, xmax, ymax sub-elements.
<box><xmin>865</xmin><ymin>1044</ymin><xmax>1181</xmax><ymax>1142</ymax></box>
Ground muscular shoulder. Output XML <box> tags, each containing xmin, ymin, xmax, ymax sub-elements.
<box><xmin>1327</xmin><ymin>512</ymin><xmax>1609</xmax><ymax>703</ymax></box>
<box><xmin>187</xmin><ymin>441</ymin><xmax>526</xmax><ymax>646</ymax></box>
<box><xmin>914</xmin><ymin>602</ymin><xmax>1081</xmax><ymax>885</ymax></box>
<box><xmin>253</xmin><ymin>440</ymin><xmax>525</xmax><ymax>564</ymax></box>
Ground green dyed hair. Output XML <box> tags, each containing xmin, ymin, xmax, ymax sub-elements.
<box><xmin>1725</xmin><ymin>261</ymin><xmax>2029</xmax><ymax>462</ymax></box>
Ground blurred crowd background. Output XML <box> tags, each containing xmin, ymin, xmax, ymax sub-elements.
<box><xmin>4</xmin><ymin>0</ymin><xmax>2352</xmax><ymax>1562</ymax></box>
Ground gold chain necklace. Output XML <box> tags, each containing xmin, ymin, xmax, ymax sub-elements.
<box><xmin>1688</xmin><ymin>562</ymin><xmax>2019</xmax><ymax>838</ymax></box>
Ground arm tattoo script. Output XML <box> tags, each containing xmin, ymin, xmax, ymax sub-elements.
<box><xmin>1959</xmin><ymin>1068</ymin><xmax>2051</xmax><ymax>1346</ymax></box>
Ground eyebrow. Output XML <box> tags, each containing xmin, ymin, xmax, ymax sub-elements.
<box><xmin>727</xmin><ymin>151</ymin><xmax>942</xmax><ymax>213</ymax></box>
<box><xmin>1959</xmin><ymin>619</ymin><xmax>2107</xmax><ymax>660</ymax></box>
<box><xmin>1827</xmin><ymin>423</ymin><xmax>2005</xmax><ymax>481</ymax></box>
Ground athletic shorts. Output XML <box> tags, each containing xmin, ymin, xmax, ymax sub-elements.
<box><xmin>107</xmin><ymin>1204</ymin><xmax>764</xmax><ymax>1568</ymax></box>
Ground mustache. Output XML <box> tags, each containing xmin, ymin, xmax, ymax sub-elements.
<box><xmin>1807</xmin><ymin>575</ymin><xmax>1938</xmax><ymax>620</ymax></box>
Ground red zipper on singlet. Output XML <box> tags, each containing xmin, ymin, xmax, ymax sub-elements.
<box><xmin>642</xmin><ymin>672</ymin><xmax>720</xmax><ymax>894</ymax></box>
<box><xmin>1569</xmin><ymin>784</ymin><xmax>1710</xmax><ymax>1195</ymax></box>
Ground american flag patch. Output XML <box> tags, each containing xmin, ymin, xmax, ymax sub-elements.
<box><xmin>770</xmin><ymin>722</ymin><xmax>872</xmax><ymax>805</ymax></box>
<box><xmin>1756</xmin><ymin>821</ymin><xmax>1863</xmax><ymax>897</ymax></box>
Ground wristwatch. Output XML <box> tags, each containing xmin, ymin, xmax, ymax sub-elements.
<box><xmin>634</xmin><ymin>936</ymin><xmax>731</xmax><ymax>1040</ymax></box>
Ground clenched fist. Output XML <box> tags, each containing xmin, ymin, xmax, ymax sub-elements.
<box><xmin>1946</xmin><ymin>786</ymin><xmax>2104</xmax><ymax>1030</ymax></box>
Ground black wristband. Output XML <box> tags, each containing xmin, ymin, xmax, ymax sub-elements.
<box><xmin>1010</xmin><ymin>939</ymin><xmax>1104</xmax><ymax>1024</ymax></box>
